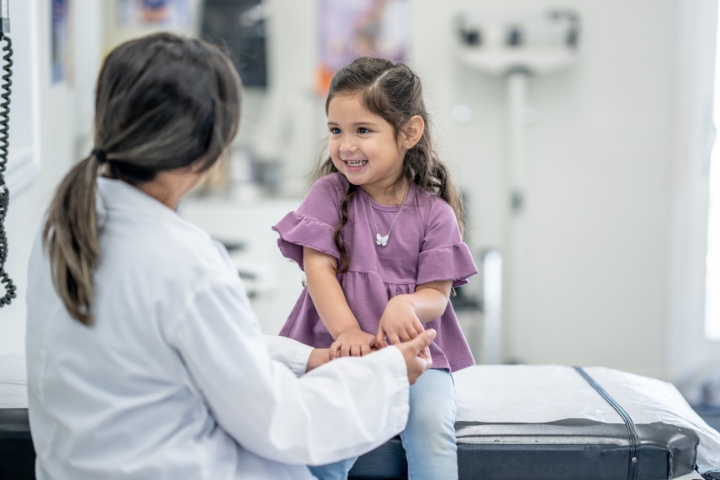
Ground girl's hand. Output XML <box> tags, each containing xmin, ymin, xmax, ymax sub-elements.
<box><xmin>376</xmin><ymin>296</ymin><xmax>425</xmax><ymax>348</ymax></box>
<box><xmin>330</xmin><ymin>329</ymin><xmax>377</xmax><ymax>359</ymax></box>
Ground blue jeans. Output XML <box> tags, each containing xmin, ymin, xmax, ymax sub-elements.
<box><xmin>310</xmin><ymin>368</ymin><xmax>458</xmax><ymax>480</ymax></box>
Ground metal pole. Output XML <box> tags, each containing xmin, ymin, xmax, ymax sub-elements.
<box><xmin>481</xmin><ymin>249</ymin><xmax>503</xmax><ymax>364</ymax></box>
<box><xmin>504</xmin><ymin>69</ymin><xmax>530</xmax><ymax>362</ymax></box>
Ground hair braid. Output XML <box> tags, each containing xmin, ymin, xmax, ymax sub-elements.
<box><xmin>333</xmin><ymin>183</ymin><xmax>357</xmax><ymax>273</ymax></box>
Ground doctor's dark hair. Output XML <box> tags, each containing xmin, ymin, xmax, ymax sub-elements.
<box><xmin>314</xmin><ymin>57</ymin><xmax>464</xmax><ymax>273</ymax></box>
<box><xmin>43</xmin><ymin>33</ymin><xmax>242</xmax><ymax>325</ymax></box>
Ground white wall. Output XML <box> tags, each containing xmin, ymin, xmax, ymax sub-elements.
<box><xmin>0</xmin><ymin>0</ymin><xmax>103</xmax><ymax>355</ymax></box>
<box><xmin>415</xmin><ymin>0</ymin><xmax>685</xmax><ymax>379</ymax></box>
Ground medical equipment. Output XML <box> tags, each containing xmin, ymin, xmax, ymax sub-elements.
<box><xmin>0</xmin><ymin>0</ymin><xmax>14</xmax><ymax>307</ymax></box>
<box><xmin>454</xmin><ymin>8</ymin><xmax>579</xmax><ymax>362</ymax></box>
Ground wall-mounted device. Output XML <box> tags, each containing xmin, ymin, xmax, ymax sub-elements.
<box><xmin>201</xmin><ymin>0</ymin><xmax>268</xmax><ymax>88</ymax></box>
<box><xmin>0</xmin><ymin>0</ymin><xmax>15</xmax><ymax>307</ymax></box>
<box><xmin>455</xmin><ymin>9</ymin><xmax>579</xmax><ymax>75</ymax></box>
<box><xmin>453</xmin><ymin>8</ymin><xmax>580</xmax><ymax>363</ymax></box>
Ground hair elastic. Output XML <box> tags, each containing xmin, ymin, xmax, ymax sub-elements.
<box><xmin>92</xmin><ymin>148</ymin><xmax>108</xmax><ymax>164</ymax></box>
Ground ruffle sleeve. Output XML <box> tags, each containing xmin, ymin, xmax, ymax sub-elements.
<box><xmin>417</xmin><ymin>243</ymin><xmax>477</xmax><ymax>287</ymax></box>
<box><xmin>417</xmin><ymin>196</ymin><xmax>478</xmax><ymax>287</ymax></box>
<box><xmin>272</xmin><ymin>174</ymin><xmax>346</xmax><ymax>271</ymax></box>
<box><xmin>273</xmin><ymin>212</ymin><xmax>340</xmax><ymax>270</ymax></box>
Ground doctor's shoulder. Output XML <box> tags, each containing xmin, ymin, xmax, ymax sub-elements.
<box><xmin>107</xmin><ymin>213</ymin><xmax>236</xmax><ymax>287</ymax></box>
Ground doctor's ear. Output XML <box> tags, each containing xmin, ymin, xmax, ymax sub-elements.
<box><xmin>400</xmin><ymin>115</ymin><xmax>425</xmax><ymax>150</ymax></box>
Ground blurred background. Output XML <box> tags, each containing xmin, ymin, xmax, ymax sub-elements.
<box><xmin>0</xmin><ymin>0</ymin><xmax>719</xmax><ymax>406</ymax></box>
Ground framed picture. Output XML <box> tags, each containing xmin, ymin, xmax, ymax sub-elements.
<box><xmin>51</xmin><ymin>0</ymin><xmax>72</xmax><ymax>84</ymax></box>
<box><xmin>116</xmin><ymin>0</ymin><xmax>191</xmax><ymax>28</ymax></box>
<box><xmin>317</xmin><ymin>0</ymin><xmax>409</xmax><ymax>94</ymax></box>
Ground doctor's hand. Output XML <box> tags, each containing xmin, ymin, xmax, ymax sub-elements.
<box><xmin>330</xmin><ymin>328</ymin><xmax>377</xmax><ymax>359</ymax></box>
<box><xmin>396</xmin><ymin>329</ymin><xmax>435</xmax><ymax>385</ymax></box>
<box><xmin>376</xmin><ymin>296</ymin><xmax>424</xmax><ymax>348</ymax></box>
<box><xmin>306</xmin><ymin>348</ymin><xmax>331</xmax><ymax>373</ymax></box>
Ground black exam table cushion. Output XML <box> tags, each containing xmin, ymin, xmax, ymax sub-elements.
<box><xmin>0</xmin><ymin>408</ymin><xmax>34</xmax><ymax>480</ymax></box>
<box><xmin>349</xmin><ymin>420</ymin><xmax>699</xmax><ymax>480</ymax></box>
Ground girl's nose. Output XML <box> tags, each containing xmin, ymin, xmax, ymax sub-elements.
<box><xmin>339</xmin><ymin>141</ymin><xmax>358</xmax><ymax>155</ymax></box>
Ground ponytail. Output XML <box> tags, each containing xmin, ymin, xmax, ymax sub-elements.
<box><xmin>43</xmin><ymin>153</ymin><xmax>103</xmax><ymax>325</ymax></box>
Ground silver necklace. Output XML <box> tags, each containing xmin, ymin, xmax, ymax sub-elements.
<box><xmin>368</xmin><ymin>188</ymin><xmax>409</xmax><ymax>247</ymax></box>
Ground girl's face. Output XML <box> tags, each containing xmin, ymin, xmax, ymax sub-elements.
<box><xmin>327</xmin><ymin>93</ymin><xmax>405</xmax><ymax>195</ymax></box>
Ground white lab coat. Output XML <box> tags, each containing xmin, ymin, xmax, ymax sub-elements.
<box><xmin>25</xmin><ymin>177</ymin><xmax>410</xmax><ymax>480</ymax></box>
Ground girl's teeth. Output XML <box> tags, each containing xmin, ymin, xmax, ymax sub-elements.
<box><xmin>347</xmin><ymin>160</ymin><xmax>366</xmax><ymax>167</ymax></box>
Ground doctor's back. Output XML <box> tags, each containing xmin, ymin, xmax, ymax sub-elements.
<box><xmin>22</xmin><ymin>32</ymin><xmax>263</xmax><ymax>479</ymax></box>
<box><xmin>26</xmin><ymin>177</ymin><xmax>255</xmax><ymax>479</ymax></box>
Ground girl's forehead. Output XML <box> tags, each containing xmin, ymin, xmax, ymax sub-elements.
<box><xmin>327</xmin><ymin>93</ymin><xmax>378</xmax><ymax>121</ymax></box>
<box><xmin>328</xmin><ymin>93</ymin><xmax>390</xmax><ymax>125</ymax></box>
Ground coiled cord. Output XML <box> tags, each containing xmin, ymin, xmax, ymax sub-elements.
<box><xmin>0</xmin><ymin>35</ymin><xmax>16</xmax><ymax>306</ymax></box>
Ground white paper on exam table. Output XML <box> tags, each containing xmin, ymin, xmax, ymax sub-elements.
<box><xmin>453</xmin><ymin>365</ymin><xmax>720</xmax><ymax>474</ymax></box>
<box><xmin>0</xmin><ymin>354</ymin><xmax>27</xmax><ymax>409</ymax></box>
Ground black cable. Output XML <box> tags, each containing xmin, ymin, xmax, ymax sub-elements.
<box><xmin>574</xmin><ymin>366</ymin><xmax>639</xmax><ymax>480</ymax></box>
<box><xmin>0</xmin><ymin>34</ymin><xmax>15</xmax><ymax>307</ymax></box>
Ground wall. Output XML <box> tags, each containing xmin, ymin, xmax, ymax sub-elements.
<box><xmin>415</xmin><ymin>0</ymin><xmax>683</xmax><ymax>378</ymax></box>
<box><xmin>0</xmin><ymin>0</ymin><xmax>103</xmax><ymax>355</ymax></box>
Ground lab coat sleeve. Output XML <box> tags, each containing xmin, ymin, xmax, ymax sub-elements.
<box><xmin>167</xmin><ymin>280</ymin><xmax>410</xmax><ymax>466</ymax></box>
<box><xmin>263</xmin><ymin>335</ymin><xmax>313</xmax><ymax>378</ymax></box>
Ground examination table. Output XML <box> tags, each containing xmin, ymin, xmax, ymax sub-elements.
<box><xmin>1</xmin><ymin>355</ymin><xmax>718</xmax><ymax>480</ymax></box>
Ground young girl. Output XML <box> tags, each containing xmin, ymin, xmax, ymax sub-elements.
<box><xmin>273</xmin><ymin>57</ymin><xmax>477</xmax><ymax>479</ymax></box>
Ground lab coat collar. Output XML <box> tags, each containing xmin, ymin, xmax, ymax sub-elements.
<box><xmin>96</xmin><ymin>176</ymin><xmax>208</xmax><ymax>239</ymax></box>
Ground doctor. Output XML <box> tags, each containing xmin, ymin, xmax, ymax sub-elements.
<box><xmin>25</xmin><ymin>33</ymin><xmax>435</xmax><ymax>479</ymax></box>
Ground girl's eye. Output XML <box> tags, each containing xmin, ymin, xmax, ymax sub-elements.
<box><xmin>358</xmin><ymin>127</ymin><xmax>371</xmax><ymax>134</ymax></box>
<box><xmin>330</xmin><ymin>127</ymin><xmax>341</xmax><ymax>134</ymax></box>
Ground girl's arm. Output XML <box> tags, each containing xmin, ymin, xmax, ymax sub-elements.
<box><xmin>304</xmin><ymin>246</ymin><xmax>376</xmax><ymax>357</ymax></box>
<box><xmin>375</xmin><ymin>280</ymin><xmax>452</xmax><ymax>347</ymax></box>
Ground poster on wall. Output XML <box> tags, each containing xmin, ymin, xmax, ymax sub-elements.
<box><xmin>317</xmin><ymin>0</ymin><xmax>409</xmax><ymax>94</ymax></box>
<box><xmin>116</xmin><ymin>0</ymin><xmax>191</xmax><ymax>28</ymax></box>
<box><xmin>51</xmin><ymin>0</ymin><xmax>73</xmax><ymax>84</ymax></box>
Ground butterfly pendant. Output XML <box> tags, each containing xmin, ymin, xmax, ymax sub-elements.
<box><xmin>376</xmin><ymin>233</ymin><xmax>389</xmax><ymax>246</ymax></box>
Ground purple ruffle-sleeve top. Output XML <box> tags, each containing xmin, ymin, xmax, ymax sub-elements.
<box><xmin>273</xmin><ymin>173</ymin><xmax>478</xmax><ymax>372</ymax></box>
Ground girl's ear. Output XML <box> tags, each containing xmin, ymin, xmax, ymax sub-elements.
<box><xmin>402</xmin><ymin>115</ymin><xmax>425</xmax><ymax>149</ymax></box>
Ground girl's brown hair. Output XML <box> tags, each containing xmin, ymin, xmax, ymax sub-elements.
<box><xmin>43</xmin><ymin>33</ymin><xmax>242</xmax><ymax>325</ymax></box>
<box><xmin>315</xmin><ymin>57</ymin><xmax>464</xmax><ymax>273</ymax></box>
